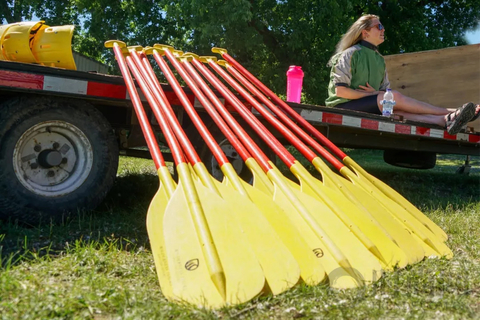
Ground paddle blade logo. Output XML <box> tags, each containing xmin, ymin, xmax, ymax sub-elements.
<box><xmin>185</xmin><ymin>259</ymin><xmax>200</xmax><ymax>271</ymax></box>
<box><xmin>313</xmin><ymin>248</ymin><xmax>324</xmax><ymax>258</ymax></box>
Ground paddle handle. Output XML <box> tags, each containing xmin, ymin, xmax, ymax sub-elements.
<box><xmin>220</xmin><ymin>52</ymin><xmax>348</xmax><ymax>161</ymax></box>
<box><xmin>124</xmin><ymin>50</ymin><xmax>188</xmax><ymax>167</ymax></box>
<box><xmin>110</xmin><ymin>43</ymin><xmax>165</xmax><ymax>170</ymax></box>
<box><xmin>226</xmin><ymin>65</ymin><xmax>344</xmax><ymax>172</ymax></box>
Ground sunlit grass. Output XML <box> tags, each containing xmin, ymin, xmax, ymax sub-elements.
<box><xmin>1</xmin><ymin>152</ymin><xmax>479</xmax><ymax>319</ymax></box>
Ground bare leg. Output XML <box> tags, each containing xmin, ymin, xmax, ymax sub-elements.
<box><xmin>385</xmin><ymin>103</ymin><xmax>479</xmax><ymax>130</ymax></box>
<box><xmin>376</xmin><ymin>91</ymin><xmax>455</xmax><ymax>115</ymax></box>
<box><xmin>393</xmin><ymin>111</ymin><xmax>445</xmax><ymax>126</ymax></box>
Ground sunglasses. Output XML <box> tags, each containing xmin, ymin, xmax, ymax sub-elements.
<box><xmin>371</xmin><ymin>23</ymin><xmax>384</xmax><ymax>31</ymax></box>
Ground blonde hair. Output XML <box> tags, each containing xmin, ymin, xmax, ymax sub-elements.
<box><xmin>328</xmin><ymin>14</ymin><xmax>379</xmax><ymax>65</ymax></box>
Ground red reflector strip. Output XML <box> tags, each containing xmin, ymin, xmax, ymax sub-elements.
<box><xmin>87</xmin><ymin>82</ymin><xmax>127</xmax><ymax>99</ymax></box>
<box><xmin>416</xmin><ymin>127</ymin><xmax>430</xmax><ymax>136</ymax></box>
<box><xmin>361</xmin><ymin>119</ymin><xmax>378</xmax><ymax>130</ymax></box>
<box><xmin>469</xmin><ymin>135</ymin><xmax>480</xmax><ymax>143</ymax></box>
<box><xmin>0</xmin><ymin>70</ymin><xmax>44</xmax><ymax>89</ymax></box>
<box><xmin>443</xmin><ymin>132</ymin><xmax>457</xmax><ymax>140</ymax></box>
<box><xmin>395</xmin><ymin>124</ymin><xmax>411</xmax><ymax>134</ymax></box>
<box><xmin>323</xmin><ymin>113</ymin><xmax>343</xmax><ymax>124</ymax></box>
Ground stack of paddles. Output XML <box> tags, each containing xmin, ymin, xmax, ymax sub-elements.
<box><xmin>104</xmin><ymin>40</ymin><xmax>453</xmax><ymax>309</ymax></box>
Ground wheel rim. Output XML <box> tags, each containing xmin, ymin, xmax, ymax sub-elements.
<box><xmin>209</xmin><ymin>138</ymin><xmax>247</xmax><ymax>182</ymax></box>
<box><xmin>13</xmin><ymin>121</ymin><xmax>94</xmax><ymax>197</ymax></box>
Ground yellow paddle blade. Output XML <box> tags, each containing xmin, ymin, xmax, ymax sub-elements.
<box><xmin>289</xmin><ymin>182</ymin><xmax>384</xmax><ymax>281</ymax></box>
<box><xmin>339</xmin><ymin>167</ymin><xmax>453</xmax><ymax>259</ymax></box>
<box><xmin>266</xmin><ymin>167</ymin><xmax>383</xmax><ymax>288</ymax></box>
<box><xmin>146</xmin><ymin>178</ymin><xmax>175</xmax><ymax>301</ymax></box>
<box><xmin>243</xmin><ymin>157</ymin><xmax>274</xmax><ymax>194</ymax></box>
<box><xmin>211</xmin><ymin>173</ymin><xmax>301</xmax><ymax>295</ymax></box>
<box><xmin>339</xmin><ymin>181</ymin><xmax>426</xmax><ymax>265</ymax></box>
<box><xmin>373</xmin><ymin>176</ymin><xmax>449</xmax><ymax>240</ymax></box>
<box><xmin>164</xmin><ymin>178</ymin><xmax>265</xmax><ymax>308</ymax></box>
<box><xmin>381</xmin><ymin>198</ymin><xmax>453</xmax><ymax>258</ymax></box>
<box><xmin>306</xmin><ymin>158</ymin><xmax>414</xmax><ymax>268</ymax></box>
<box><xmin>271</xmin><ymin>183</ymin><xmax>362</xmax><ymax>289</ymax></box>
<box><xmin>287</xmin><ymin>162</ymin><xmax>384</xmax><ymax>279</ymax></box>
<box><xmin>343</xmin><ymin>157</ymin><xmax>448</xmax><ymax>241</ymax></box>
<box><xmin>299</xmin><ymin>179</ymin><xmax>408</xmax><ymax>270</ymax></box>
<box><xmin>237</xmin><ymin>176</ymin><xmax>327</xmax><ymax>286</ymax></box>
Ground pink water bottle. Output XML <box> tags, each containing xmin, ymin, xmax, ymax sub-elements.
<box><xmin>286</xmin><ymin>65</ymin><xmax>304</xmax><ymax>103</ymax></box>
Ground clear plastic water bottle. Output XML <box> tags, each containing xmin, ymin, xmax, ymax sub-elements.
<box><xmin>286</xmin><ymin>66</ymin><xmax>304</xmax><ymax>103</ymax></box>
<box><xmin>381</xmin><ymin>89</ymin><xmax>395</xmax><ymax>117</ymax></box>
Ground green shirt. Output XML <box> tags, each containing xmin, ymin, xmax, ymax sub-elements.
<box><xmin>325</xmin><ymin>40</ymin><xmax>390</xmax><ymax>107</ymax></box>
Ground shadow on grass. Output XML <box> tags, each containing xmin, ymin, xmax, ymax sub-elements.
<box><xmin>2</xmin><ymin>150</ymin><xmax>479</xmax><ymax>269</ymax></box>
<box><xmin>0</xmin><ymin>173</ymin><xmax>159</xmax><ymax>269</ymax></box>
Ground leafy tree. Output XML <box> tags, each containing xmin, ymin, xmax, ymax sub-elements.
<box><xmin>164</xmin><ymin>0</ymin><xmax>480</xmax><ymax>104</ymax></box>
<box><xmin>1</xmin><ymin>0</ymin><xmax>479</xmax><ymax>105</ymax></box>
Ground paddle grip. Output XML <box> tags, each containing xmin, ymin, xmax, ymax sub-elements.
<box><xmin>110</xmin><ymin>44</ymin><xmax>165</xmax><ymax>169</ymax></box>
<box><xmin>227</xmin><ymin>66</ymin><xmax>344</xmax><ymax>172</ymax></box>
<box><xmin>221</xmin><ymin>52</ymin><xmax>348</xmax><ymax>161</ymax></box>
<box><xmin>125</xmin><ymin>51</ymin><xmax>187</xmax><ymax>166</ymax></box>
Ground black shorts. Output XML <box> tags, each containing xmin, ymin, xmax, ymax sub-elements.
<box><xmin>336</xmin><ymin>95</ymin><xmax>381</xmax><ymax>115</ymax></box>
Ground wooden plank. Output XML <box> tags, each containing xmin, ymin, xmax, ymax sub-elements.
<box><xmin>384</xmin><ymin>44</ymin><xmax>480</xmax><ymax>131</ymax></box>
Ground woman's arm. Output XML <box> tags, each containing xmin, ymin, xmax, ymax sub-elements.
<box><xmin>335</xmin><ymin>85</ymin><xmax>380</xmax><ymax>99</ymax></box>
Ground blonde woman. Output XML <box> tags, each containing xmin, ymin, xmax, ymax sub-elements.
<box><xmin>326</xmin><ymin>14</ymin><xmax>479</xmax><ymax>135</ymax></box>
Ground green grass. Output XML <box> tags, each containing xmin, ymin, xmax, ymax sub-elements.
<box><xmin>1</xmin><ymin>152</ymin><xmax>479</xmax><ymax>319</ymax></box>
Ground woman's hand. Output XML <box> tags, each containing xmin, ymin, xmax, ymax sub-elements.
<box><xmin>335</xmin><ymin>85</ymin><xmax>380</xmax><ymax>99</ymax></box>
<box><xmin>356</xmin><ymin>82</ymin><xmax>379</xmax><ymax>95</ymax></box>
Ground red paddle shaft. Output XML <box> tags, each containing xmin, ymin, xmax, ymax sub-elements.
<box><xmin>111</xmin><ymin>43</ymin><xmax>165</xmax><ymax>170</ymax></box>
<box><xmin>157</xmin><ymin>49</ymin><xmax>246</xmax><ymax>169</ymax></box>
<box><xmin>191</xmin><ymin>59</ymin><xmax>296</xmax><ymax>169</ymax></box>
<box><xmin>207</xmin><ymin>61</ymin><xmax>328</xmax><ymax>170</ymax></box>
<box><xmin>227</xmin><ymin>65</ymin><xmax>344</xmax><ymax>171</ymax></box>
<box><xmin>149</xmin><ymin>49</ymin><xmax>227</xmax><ymax>167</ymax></box>
<box><xmin>221</xmin><ymin>52</ymin><xmax>349</xmax><ymax>161</ymax></box>
<box><xmin>182</xmin><ymin>58</ymin><xmax>272</xmax><ymax>172</ymax></box>
<box><xmin>124</xmin><ymin>49</ymin><xmax>188</xmax><ymax>167</ymax></box>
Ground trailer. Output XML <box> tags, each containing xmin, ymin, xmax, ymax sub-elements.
<box><xmin>0</xmin><ymin>45</ymin><xmax>479</xmax><ymax>224</ymax></box>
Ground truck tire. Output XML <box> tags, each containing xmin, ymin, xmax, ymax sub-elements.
<box><xmin>383</xmin><ymin>150</ymin><xmax>436</xmax><ymax>169</ymax></box>
<box><xmin>0</xmin><ymin>96</ymin><xmax>119</xmax><ymax>225</ymax></box>
<box><xmin>189</xmin><ymin>119</ymin><xmax>276</xmax><ymax>184</ymax></box>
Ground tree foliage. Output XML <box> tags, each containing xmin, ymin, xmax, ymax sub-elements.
<box><xmin>1</xmin><ymin>0</ymin><xmax>479</xmax><ymax>105</ymax></box>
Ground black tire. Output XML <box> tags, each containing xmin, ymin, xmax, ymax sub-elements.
<box><xmin>383</xmin><ymin>150</ymin><xmax>436</xmax><ymax>169</ymax></box>
<box><xmin>0</xmin><ymin>96</ymin><xmax>119</xmax><ymax>225</ymax></box>
<box><xmin>189</xmin><ymin>117</ymin><xmax>276</xmax><ymax>184</ymax></box>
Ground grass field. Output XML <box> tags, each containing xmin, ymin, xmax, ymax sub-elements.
<box><xmin>1</xmin><ymin>150</ymin><xmax>479</xmax><ymax>319</ymax></box>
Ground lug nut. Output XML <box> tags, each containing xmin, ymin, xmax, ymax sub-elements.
<box><xmin>53</xmin><ymin>142</ymin><xmax>60</xmax><ymax>149</ymax></box>
<box><xmin>62</xmin><ymin>158</ymin><xmax>68</xmax><ymax>164</ymax></box>
<box><xmin>47</xmin><ymin>170</ymin><xmax>55</xmax><ymax>177</ymax></box>
<box><xmin>34</xmin><ymin>145</ymin><xmax>41</xmax><ymax>152</ymax></box>
<box><xmin>30</xmin><ymin>163</ymin><xmax>39</xmax><ymax>169</ymax></box>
